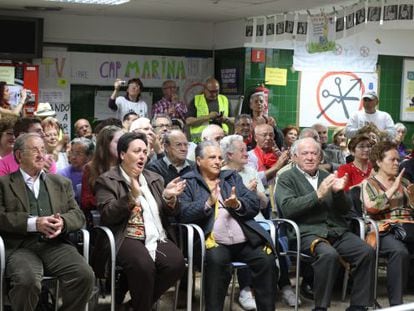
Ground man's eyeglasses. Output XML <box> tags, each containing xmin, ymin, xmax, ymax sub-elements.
<box><xmin>256</xmin><ymin>133</ymin><xmax>274</xmax><ymax>138</ymax></box>
<box><xmin>23</xmin><ymin>147</ymin><xmax>46</xmax><ymax>155</ymax></box>
<box><xmin>171</xmin><ymin>142</ymin><xmax>189</xmax><ymax>148</ymax></box>
<box><xmin>356</xmin><ymin>144</ymin><xmax>372</xmax><ymax>150</ymax></box>
<box><xmin>154</xmin><ymin>124</ymin><xmax>171</xmax><ymax>129</ymax></box>
<box><xmin>206</xmin><ymin>89</ymin><xmax>219</xmax><ymax>94</ymax></box>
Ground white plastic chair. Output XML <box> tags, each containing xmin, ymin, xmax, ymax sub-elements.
<box><xmin>0</xmin><ymin>229</ymin><xmax>90</xmax><ymax>311</ymax></box>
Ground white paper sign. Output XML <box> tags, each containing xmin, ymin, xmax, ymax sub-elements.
<box><xmin>299</xmin><ymin>71</ymin><xmax>378</xmax><ymax>127</ymax></box>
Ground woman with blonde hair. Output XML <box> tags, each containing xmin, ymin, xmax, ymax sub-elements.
<box><xmin>328</xmin><ymin>127</ymin><xmax>349</xmax><ymax>164</ymax></box>
<box><xmin>41</xmin><ymin>117</ymin><xmax>69</xmax><ymax>170</ymax></box>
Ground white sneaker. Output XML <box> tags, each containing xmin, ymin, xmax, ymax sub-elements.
<box><xmin>281</xmin><ymin>285</ymin><xmax>301</xmax><ymax>307</ymax></box>
<box><xmin>238</xmin><ymin>288</ymin><xmax>257</xmax><ymax>311</ymax></box>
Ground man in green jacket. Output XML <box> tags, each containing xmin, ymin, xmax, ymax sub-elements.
<box><xmin>276</xmin><ymin>137</ymin><xmax>375</xmax><ymax>311</ymax></box>
<box><xmin>0</xmin><ymin>133</ymin><xmax>94</xmax><ymax>311</ymax></box>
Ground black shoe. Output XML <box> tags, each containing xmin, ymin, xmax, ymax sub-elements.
<box><xmin>312</xmin><ymin>308</ymin><xmax>327</xmax><ymax>311</ymax></box>
<box><xmin>115</xmin><ymin>270</ymin><xmax>128</xmax><ymax>304</ymax></box>
<box><xmin>300</xmin><ymin>281</ymin><xmax>314</xmax><ymax>300</ymax></box>
<box><xmin>346</xmin><ymin>306</ymin><xmax>368</xmax><ymax>311</ymax></box>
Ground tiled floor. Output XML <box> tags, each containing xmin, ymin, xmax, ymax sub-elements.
<box><xmin>95</xmin><ymin>272</ymin><xmax>414</xmax><ymax>310</ymax></box>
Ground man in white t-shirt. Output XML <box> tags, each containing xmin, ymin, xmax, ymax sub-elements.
<box><xmin>345</xmin><ymin>91</ymin><xmax>395</xmax><ymax>139</ymax></box>
<box><xmin>108</xmin><ymin>78</ymin><xmax>148</xmax><ymax>120</ymax></box>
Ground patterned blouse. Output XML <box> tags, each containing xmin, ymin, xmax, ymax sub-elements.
<box><xmin>362</xmin><ymin>176</ymin><xmax>414</xmax><ymax>224</ymax></box>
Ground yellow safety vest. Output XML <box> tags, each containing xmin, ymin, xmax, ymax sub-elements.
<box><xmin>190</xmin><ymin>94</ymin><xmax>229</xmax><ymax>142</ymax></box>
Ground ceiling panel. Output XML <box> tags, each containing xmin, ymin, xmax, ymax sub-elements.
<box><xmin>0</xmin><ymin>0</ymin><xmax>349</xmax><ymax>22</ymax></box>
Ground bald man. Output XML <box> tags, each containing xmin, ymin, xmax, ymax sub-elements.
<box><xmin>247</xmin><ymin>124</ymin><xmax>289</xmax><ymax>187</ymax></box>
<box><xmin>186</xmin><ymin>78</ymin><xmax>233</xmax><ymax>143</ymax></box>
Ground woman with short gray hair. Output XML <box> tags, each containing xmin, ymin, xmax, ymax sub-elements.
<box><xmin>394</xmin><ymin>122</ymin><xmax>408</xmax><ymax>158</ymax></box>
<box><xmin>220</xmin><ymin>134</ymin><xmax>300</xmax><ymax>308</ymax></box>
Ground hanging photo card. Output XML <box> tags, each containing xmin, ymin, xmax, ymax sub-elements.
<box><xmin>399</xmin><ymin>2</ymin><xmax>414</xmax><ymax>24</ymax></box>
<box><xmin>285</xmin><ymin>13</ymin><xmax>295</xmax><ymax>40</ymax></box>
<box><xmin>266</xmin><ymin>16</ymin><xmax>276</xmax><ymax>43</ymax></box>
<box><xmin>354</xmin><ymin>2</ymin><xmax>366</xmax><ymax>35</ymax></box>
<box><xmin>255</xmin><ymin>17</ymin><xmax>265</xmax><ymax>44</ymax></box>
<box><xmin>296</xmin><ymin>14</ymin><xmax>308</xmax><ymax>41</ymax></box>
<box><xmin>275</xmin><ymin>14</ymin><xmax>286</xmax><ymax>40</ymax></box>
<box><xmin>335</xmin><ymin>10</ymin><xmax>345</xmax><ymax>40</ymax></box>
<box><xmin>245</xmin><ymin>18</ymin><xmax>254</xmax><ymax>43</ymax></box>
<box><xmin>366</xmin><ymin>0</ymin><xmax>382</xmax><ymax>29</ymax></box>
<box><xmin>345</xmin><ymin>5</ymin><xmax>356</xmax><ymax>37</ymax></box>
<box><xmin>383</xmin><ymin>0</ymin><xmax>399</xmax><ymax>23</ymax></box>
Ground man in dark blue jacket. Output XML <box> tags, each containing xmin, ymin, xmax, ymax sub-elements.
<box><xmin>179</xmin><ymin>140</ymin><xmax>277</xmax><ymax>311</ymax></box>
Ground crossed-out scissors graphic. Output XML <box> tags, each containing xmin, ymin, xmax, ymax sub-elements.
<box><xmin>317</xmin><ymin>76</ymin><xmax>362</xmax><ymax>119</ymax></box>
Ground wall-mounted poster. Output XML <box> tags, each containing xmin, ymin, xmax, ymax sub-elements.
<box><xmin>299</xmin><ymin>71</ymin><xmax>378</xmax><ymax>127</ymax></box>
<box><xmin>400</xmin><ymin>58</ymin><xmax>414</xmax><ymax>121</ymax></box>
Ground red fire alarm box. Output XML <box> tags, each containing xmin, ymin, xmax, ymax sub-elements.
<box><xmin>251</xmin><ymin>49</ymin><xmax>265</xmax><ymax>63</ymax></box>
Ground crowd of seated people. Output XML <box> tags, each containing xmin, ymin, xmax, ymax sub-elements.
<box><xmin>1</xmin><ymin>77</ymin><xmax>414</xmax><ymax>311</ymax></box>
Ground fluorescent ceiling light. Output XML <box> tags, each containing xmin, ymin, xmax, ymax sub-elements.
<box><xmin>45</xmin><ymin>0</ymin><xmax>129</xmax><ymax>5</ymax></box>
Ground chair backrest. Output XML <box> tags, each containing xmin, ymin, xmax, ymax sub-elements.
<box><xmin>348</xmin><ymin>186</ymin><xmax>363</xmax><ymax>218</ymax></box>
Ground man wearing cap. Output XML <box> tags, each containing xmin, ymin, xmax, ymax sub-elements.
<box><xmin>186</xmin><ymin>77</ymin><xmax>234</xmax><ymax>143</ymax></box>
<box><xmin>345</xmin><ymin>91</ymin><xmax>395</xmax><ymax>139</ymax></box>
<box><xmin>33</xmin><ymin>102</ymin><xmax>56</xmax><ymax>119</ymax></box>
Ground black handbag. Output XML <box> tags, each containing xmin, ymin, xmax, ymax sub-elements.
<box><xmin>389</xmin><ymin>223</ymin><xmax>414</xmax><ymax>243</ymax></box>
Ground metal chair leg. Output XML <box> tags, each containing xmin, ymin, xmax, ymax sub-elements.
<box><xmin>229</xmin><ymin>268</ymin><xmax>238</xmax><ymax>311</ymax></box>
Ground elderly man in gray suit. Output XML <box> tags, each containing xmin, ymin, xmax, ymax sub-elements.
<box><xmin>0</xmin><ymin>133</ymin><xmax>94</xmax><ymax>311</ymax></box>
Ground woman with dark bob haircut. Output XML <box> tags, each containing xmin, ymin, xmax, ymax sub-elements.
<box><xmin>93</xmin><ymin>132</ymin><xmax>186</xmax><ymax>310</ymax></box>
<box><xmin>109</xmin><ymin>77</ymin><xmax>148</xmax><ymax>120</ymax></box>
<box><xmin>361</xmin><ymin>140</ymin><xmax>414</xmax><ymax>306</ymax></box>
<box><xmin>282</xmin><ymin>125</ymin><xmax>299</xmax><ymax>150</ymax></box>
<box><xmin>337</xmin><ymin>134</ymin><xmax>373</xmax><ymax>191</ymax></box>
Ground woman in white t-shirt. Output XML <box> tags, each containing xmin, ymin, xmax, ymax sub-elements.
<box><xmin>108</xmin><ymin>78</ymin><xmax>148</xmax><ymax>120</ymax></box>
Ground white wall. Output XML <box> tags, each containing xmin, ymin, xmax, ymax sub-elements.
<box><xmin>0</xmin><ymin>11</ymin><xmax>215</xmax><ymax>50</ymax></box>
<box><xmin>2</xmin><ymin>9</ymin><xmax>414</xmax><ymax>55</ymax></box>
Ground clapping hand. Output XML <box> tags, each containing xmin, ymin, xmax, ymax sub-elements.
<box><xmin>163</xmin><ymin>177</ymin><xmax>187</xmax><ymax>201</ymax></box>
<box><xmin>43</xmin><ymin>154</ymin><xmax>54</xmax><ymax>173</ymax></box>
<box><xmin>317</xmin><ymin>172</ymin><xmax>348</xmax><ymax>199</ymax></box>
<box><xmin>247</xmin><ymin>178</ymin><xmax>258</xmax><ymax>191</ymax></box>
<box><xmin>223</xmin><ymin>186</ymin><xmax>240</xmax><ymax>209</ymax></box>
<box><xmin>207</xmin><ymin>179</ymin><xmax>220</xmax><ymax>206</ymax></box>
<box><xmin>332</xmin><ymin>172</ymin><xmax>348</xmax><ymax>192</ymax></box>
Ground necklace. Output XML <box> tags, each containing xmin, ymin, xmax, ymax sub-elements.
<box><xmin>352</xmin><ymin>161</ymin><xmax>369</xmax><ymax>177</ymax></box>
